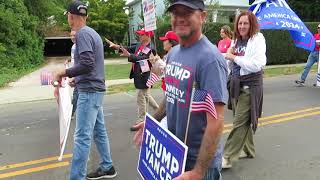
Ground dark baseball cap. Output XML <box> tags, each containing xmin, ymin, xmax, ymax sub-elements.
<box><xmin>64</xmin><ymin>1</ymin><xmax>88</xmax><ymax>16</ymax></box>
<box><xmin>167</xmin><ymin>0</ymin><xmax>205</xmax><ymax>12</ymax></box>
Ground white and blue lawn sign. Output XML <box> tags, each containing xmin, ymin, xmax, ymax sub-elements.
<box><xmin>249</xmin><ymin>0</ymin><xmax>316</xmax><ymax>51</ymax></box>
<box><xmin>137</xmin><ymin>114</ymin><xmax>188</xmax><ymax>180</ymax></box>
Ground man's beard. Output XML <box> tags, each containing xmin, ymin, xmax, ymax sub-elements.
<box><xmin>177</xmin><ymin>29</ymin><xmax>195</xmax><ymax>41</ymax></box>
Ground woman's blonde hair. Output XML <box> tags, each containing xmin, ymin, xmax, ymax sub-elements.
<box><xmin>221</xmin><ymin>25</ymin><xmax>233</xmax><ymax>39</ymax></box>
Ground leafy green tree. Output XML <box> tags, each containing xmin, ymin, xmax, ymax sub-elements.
<box><xmin>87</xmin><ymin>0</ymin><xmax>129</xmax><ymax>45</ymax></box>
<box><xmin>0</xmin><ymin>0</ymin><xmax>44</xmax><ymax>86</ymax></box>
<box><xmin>287</xmin><ymin>0</ymin><xmax>320</xmax><ymax>22</ymax></box>
<box><xmin>24</xmin><ymin>0</ymin><xmax>72</xmax><ymax>32</ymax></box>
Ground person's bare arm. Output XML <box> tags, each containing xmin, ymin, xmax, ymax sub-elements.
<box><xmin>153</xmin><ymin>97</ymin><xmax>166</xmax><ymax>121</ymax></box>
<box><xmin>193</xmin><ymin>102</ymin><xmax>224</xmax><ymax>176</ymax></box>
<box><xmin>105</xmin><ymin>38</ymin><xmax>120</xmax><ymax>49</ymax></box>
<box><xmin>174</xmin><ymin>102</ymin><xmax>224</xmax><ymax>180</ymax></box>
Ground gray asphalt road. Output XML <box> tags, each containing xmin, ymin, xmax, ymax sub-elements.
<box><xmin>0</xmin><ymin>74</ymin><xmax>319</xmax><ymax>180</ymax></box>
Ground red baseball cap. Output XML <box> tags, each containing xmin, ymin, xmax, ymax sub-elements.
<box><xmin>159</xmin><ymin>31</ymin><xmax>179</xmax><ymax>42</ymax></box>
<box><xmin>136</xmin><ymin>28</ymin><xmax>154</xmax><ymax>37</ymax></box>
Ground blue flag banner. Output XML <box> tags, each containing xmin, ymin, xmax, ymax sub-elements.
<box><xmin>249</xmin><ymin>0</ymin><xmax>315</xmax><ymax>51</ymax></box>
<box><xmin>137</xmin><ymin>114</ymin><xmax>188</xmax><ymax>180</ymax></box>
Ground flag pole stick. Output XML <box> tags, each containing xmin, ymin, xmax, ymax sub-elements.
<box><xmin>184</xmin><ymin>82</ymin><xmax>196</xmax><ymax>144</ymax></box>
<box><xmin>153</xmin><ymin>33</ymin><xmax>158</xmax><ymax>55</ymax></box>
<box><xmin>317</xmin><ymin>50</ymin><xmax>320</xmax><ymax>87</ymax></box>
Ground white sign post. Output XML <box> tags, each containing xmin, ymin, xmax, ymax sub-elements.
<box><xmin>57</xmin><ymin>77</ymin><xmax>73</xmax><ymax>161</ymax></box>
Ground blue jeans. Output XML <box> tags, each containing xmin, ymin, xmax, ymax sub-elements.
<box><xmin>70</xmin><ymin>92</ymin><xmax>113</xmax><ymax>180</ymax></box>
<box><xmin>300</xmin><ymin>51</ymin><xmax>319</xmax><ymax>82</ymax></box>
<box><xmin>203</xmin><ymin>167</ymin><xmax>222</xmax><ymax>180</ymax></box>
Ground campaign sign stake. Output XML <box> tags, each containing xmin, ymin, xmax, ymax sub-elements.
<box><xmin>138</xmin><ymin>114</ymin><xmax>188</xmax><ymax>180</ymax></box>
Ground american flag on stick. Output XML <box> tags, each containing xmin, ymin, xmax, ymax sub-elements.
<box><xmin>191</xmin><ymin>89</ymin><xmax>217</xmax><ymax>119</ymax></box>
<box><xmin>146</xmin><ymin>72</ymin><xmax>160</xmax><ymax>88</ymax></box>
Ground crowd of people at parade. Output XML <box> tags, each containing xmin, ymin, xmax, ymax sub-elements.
<box><xmin>51</xmin><ymin>0</ymin><xmax>320</xmax><ymax>179</ymax></box>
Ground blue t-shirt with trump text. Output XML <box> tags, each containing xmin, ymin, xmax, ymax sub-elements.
<box><xmin>165</xmin><ymin>35</ymin><xmax>228</xmax><ymax>171</ymax></box>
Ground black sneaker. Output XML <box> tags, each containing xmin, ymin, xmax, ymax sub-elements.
<box><xmin>87</xmin><ymin>166</ymin><xmax>117</xmax><ymax>179</ymax></box>
<box><xmin>295</xmin><ymin>80</ymin><xmax>305</xmax><ymax>86</ymax></box>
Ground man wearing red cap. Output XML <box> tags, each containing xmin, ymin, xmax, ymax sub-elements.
<box><xmin>107</xmin><ymin>28</ymin><xmax>159</xmax><ymax>131</ymax></box>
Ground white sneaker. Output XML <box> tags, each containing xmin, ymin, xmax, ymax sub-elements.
<box><xmin>222</xmin><ymin>157</ymin><xmax>232</xmax><ymax>169</ymax></box>
<box><xmin>239</xmin><ymin>151</ymin><xmax>247</xmax><ymax>159</ymax></box>
<box><xmin>239</xmin><ymin>150</ymin><xmax>254</xmax><ymax>159</ymax></box>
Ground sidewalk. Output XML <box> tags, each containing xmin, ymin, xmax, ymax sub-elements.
<box><xmin>0</xmin><ymin>57</ymin><xmax>132</xmax><ymax>105</ymax></box>
<box><xmin>0</xmin><ymin>57</ymin><xmax>306</xmax><ymax>105</ymax></box>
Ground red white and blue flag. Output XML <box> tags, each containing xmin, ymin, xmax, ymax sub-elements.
<box><xmin>40</xmin><ymin>71</ymin><xmax>54</xmax><ymax>85</ymax></box>
<box><xmin>191</xmin><ymin>89</ymin><xmax>217</xmax><ymax>119</ymax></box>
<box><xmin>146</xmin><ymin>72</ymin><xmax>160</xmax><ymax>88</ymax></box>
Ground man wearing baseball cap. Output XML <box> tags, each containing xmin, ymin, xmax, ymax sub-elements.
<box><xmin>134</xmin><ymin>0</ymin><xmax>227</xmax><ymax>179</ymax></box>
<box><xmin>64</xmin><ymin>0</ymin><xmax>88</xmax><ymax>16</ymax></box>
<box><xmin>295</xmin><ymin>23</ymin><xmax>320</xmax><ymax>86</ymax></box>
<box><xmin>53</xmin><ymin>1</ymin><xmax>117</xmax><ymax>179</ymax></box>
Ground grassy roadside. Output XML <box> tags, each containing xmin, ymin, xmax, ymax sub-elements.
<box><xmin>0</xmin><ymin>64</ymin><xmax>46</xmax><ymax>89</ymax></box>
<box><xmin>105</xmin><ymin>64</ymin><xmax>131</xmax><ymax>80</ymax></box>
<box><xmin>106</xmin><ymin>64</ymin><xmax>318</xmax><ymax>94</ymax></box>
<box><xmin>263</xmin><ymin>65</ymin><xmax>317</xmax><ymax>77</ymax></box>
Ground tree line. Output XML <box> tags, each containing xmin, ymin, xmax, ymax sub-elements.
<box><xmin>0</xmin><ymin>0</ymin><xmax>128</xmax><ymax>87</ymax></box>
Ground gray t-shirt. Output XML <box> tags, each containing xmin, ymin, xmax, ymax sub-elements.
<box><xmin>72</xmin><ymin>26</ymin><xmax>105</xmax><ymax>92</ymax></box>
<box><xmin>165</xmin><ymin>36</ymin><xmax>228</xmax><ymax>170</ymax></box>
<box><xmin>232</xmin><ymin>39</ymin><xmax>248</xmax><ymax>76</ymax></box>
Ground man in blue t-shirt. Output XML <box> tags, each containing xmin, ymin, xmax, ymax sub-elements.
<box><xmin>53</xmin><ymin>1</ymin><xmax>116</xmax><ymax>180</ymax></box>
<box><xmin>134</xmin><ymin>0</ymin><xmax>228</xmax><ymax>179</ymax></box>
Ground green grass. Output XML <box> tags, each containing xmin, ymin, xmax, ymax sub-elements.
<box><xmin>104</xmin><ymin>64</ymin><xmax>318</xmax><ymax>81</ymax></box>
<box><xmin>107</xmin><ymin>82</ymin><xmax>161</xmax><ymax>94</ymax></box>
<box><xmin>105</xmin><ymin>64</ymin><xmax>131</xmax><ymax>80</ymax></box>
<box><xmin>0</xmin><ymin>65</ymin><xmax>44</xmax><ymax>88</ymax></box>
<box><xmin>1</xmin><ymin>62</ymin><xmax>316</xmax><ymax>93</ymax></box>
<box><xmin>106</xmin><ymin>64</ymin><xmax>319</xmax><ymax>94</ymax></box>
<box><xmin>263</xmin><ymin>65</ymin><xmax>317</xmax><ymax>77</ymax></box>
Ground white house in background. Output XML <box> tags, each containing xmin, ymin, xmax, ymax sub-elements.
<box><xmin>126</xmin><ymin>0</ymin><xmax>249</xmax><ymax>44</ymax></box>
<box><xmin>209</xmin><ymin>0</ymin><xmax>249</xmax><ymax>23</ymax></box>
<box><xmin>126</xmin><ymin>0</ymin><xmax>165</xmax><ymax>44</ymax></box>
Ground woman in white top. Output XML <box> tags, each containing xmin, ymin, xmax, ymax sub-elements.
<box><xmin>222</xmin><ymin>11</ymin><xmax>267</xmax><ymax>169</ymax></box>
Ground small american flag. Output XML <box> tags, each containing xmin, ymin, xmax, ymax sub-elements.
<box><xmin>142</xmin><ymin>46</ymin><xmax>151</xmax><ymax>54</ymax></box>
<box><xmin>191</xmin><ymin>89</ymin><xmax>217</xmax><ymax>119</ymax></box>
<box><xmin>40</xmin><ymin>71</ymin><xmax>54</xmax><ymax>85</ymax></box>
<box><xmin>146</xmin><ymin>72</ymin><xmax>160</xmax><ymax>88</ymax></box>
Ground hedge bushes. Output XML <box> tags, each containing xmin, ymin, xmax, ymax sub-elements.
<box><xmin>154</xmin><ymin>20</ymin><xmax>319</xmax><ymax>65</ymax></box>
<box><xmin>0</xmin><ymin>0</ymin><xmax>44</xmax><ymax>87</ymax></box>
